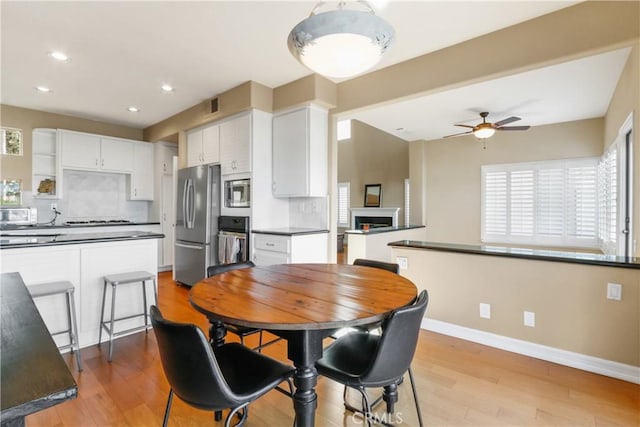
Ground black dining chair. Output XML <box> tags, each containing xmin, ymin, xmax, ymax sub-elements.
<box><xmin>316</xmin><ymin>290</ymin><xmax>428</xmax><ymax>427</ymax></box>
<box><xmin>206</xmin><ymin>261</ymin><xmax>280</xmax><ymax>351</ymax></box>
<box><xmin>353</xmin><ymin>258</ymin><xmax>400</xmax><ymax>274</ymax></box>
<box><xmin>150</xmin><ymin>305</ymin><xmax>295</xmax><ymax>427</ymax></box>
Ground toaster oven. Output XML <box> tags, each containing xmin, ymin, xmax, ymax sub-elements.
<box><xmin>0</xmin><ymin>207</ymin><xmax>38</xmax><ymax>226</ymax></box>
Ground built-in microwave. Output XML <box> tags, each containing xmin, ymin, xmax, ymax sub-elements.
<box><xmin>0</xmin><ymin>207</ymin><xmax>38</xmax><ymax>226</ymax></box>
<box><xmin>224</xmin><ymin>179</ymin><xmax>250</xmax><ymax>208</ymax></box>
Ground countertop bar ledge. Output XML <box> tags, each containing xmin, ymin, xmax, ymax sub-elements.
<box><xmin>388</xmin><ymin>240</ymin><xmax>640</xmax><ymax>270</ymax></box>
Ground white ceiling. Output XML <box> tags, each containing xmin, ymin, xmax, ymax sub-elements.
<box><xmin>0</xmin><ymin>1</ymin><xmax>582</xmax><ymax>131</ymax></box>
<box><xmin>349</xmin><ymin>47</ymin><xmax>632</xmax><ymax>141</ymax></box>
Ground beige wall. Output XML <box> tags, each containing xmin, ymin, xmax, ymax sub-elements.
<box><xmin>393</xmin><ymin>246</ymin><xmax>640</xmax><ymax>367</ymax></box>
<box><xmin>338</xmin><ymin>120</ymin><xmax>409</xmax><ymax>227</ymax></box>
<box><xmin>0</xmin><ymin>105</ymin><xmax>143</xmax><ymax>189</ymax></box>
<box><xmin>419</xmin><ymin>118</ymin><xmax>604</xmax><ymax>246</ymax></box>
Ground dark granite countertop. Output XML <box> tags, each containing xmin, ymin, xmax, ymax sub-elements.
<box><xmin>0</xmin><ymin>230</ymin><xmax>164</xmax><ymax>249</ymax></box>
<box><xmin>345</xmin><ymin>225</ymin><xmax>425</xmax><ymax>235</ymax></box>
<box><xmin>0</xmin><ymin>222</ymin><xmax>160</xmax><ymax>231</ymax></box>
<box><xmin>252</xmin><ymin>228</ymin><xmax>329</xmax><ymax>236</ymax></box>
<box><xmin>388</xmin><ymin>240</ymin><xmax>640</xmax><ymax>270</ymax></box>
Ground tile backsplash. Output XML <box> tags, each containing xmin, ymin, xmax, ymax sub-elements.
<box><xmin>289</xmin><ymin>196</ymin><xmax>328</xmax><ymax>229</ymax></box>
<box><xmin>28</xmin><ymin>170</ymin><xmax>149</xmax><ymax>224</ymax></box>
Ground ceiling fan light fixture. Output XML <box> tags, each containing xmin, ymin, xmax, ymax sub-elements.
<box><xmin>288</xmin><ymin>3</ymin><xmax>395</xmax><ymax>79</ymax></box>
<box><xmin>473</xmin><ymin>126</ymin><xmax>496</xmax><ymax>139</ymax></box>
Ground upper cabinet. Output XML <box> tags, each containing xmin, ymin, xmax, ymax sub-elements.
<box><xmin>32</xmin><ymin>128</ymin><xmax>61</xmax><ymax>199</ymax></box>
<box><xmin>60</xmin><ymin>130</ymin><xmax>133</xmax><ymax>172</ymax></box>
<box><xmin>129</xmin><ymin>142</ymin><xmax>154</xmax><ymax>200</ymax></box>
<box><xmin>272</xmin><ymin>105</ymin><xmax>328</xmax><ymax>197</ymax></box>
<box><xmin>220</xmin><ymin>113</ymin><xmax>251</xmax><ymax>175</ymax></box>
<box><xmin>187</xmin><ymin>124</ymin><xmax>219</xmax><ymax>167</ymax></box>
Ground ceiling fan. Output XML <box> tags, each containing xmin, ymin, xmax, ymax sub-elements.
<box><xmin>444</xmin><ymin>112</ymin><xmax>531</xmax><ymax>139</ymax></box>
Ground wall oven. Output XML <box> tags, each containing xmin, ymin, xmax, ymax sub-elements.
<box><xmin>224</xmin><ymin>178</ymin><xmax>250</xmax><ymax>208</ymax></box>
<box><xmin>218</xmin><ymin>216</ymin><xmax>250</xmax><ymax>264</ymax></box>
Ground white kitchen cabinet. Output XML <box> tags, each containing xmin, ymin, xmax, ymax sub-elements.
<box><xmin>60</xmin><ymin>130</ymin><xmax>133</xmax><ymax>173</ymax></box>
<box><xmin>187</xmin><ymin>124</ymin><xmax>219</xmax><ymax>167</ymax></box>
<box><xmin>32</xmin><ymin>128</ymin><xmax>62</xmax><ymax>199</ymax></box>
<box><xmin>220</xmin><ymin>113</ymin><xmax>251</xmax><ymax>175</ymax></box>
<box><xmin>252</xmin><ymin>232</ymin><xmax>329</xmax><ymax>266</ymax></box>
<box><xmin>272</xmin><ymin>105</ymin><xmax>328</xmax><ymax>197</ymax></box>
<box><xmin>129</xmin><ymin>142</ymin><xmax>154</xmax><ymax>200</ymax></box>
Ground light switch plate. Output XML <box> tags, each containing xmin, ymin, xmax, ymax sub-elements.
<box><xmin>607</xmin><ymin>283</ymin><xmax>622</xmax><ymax>301</ymax></box>
<box><xmin>524</xmin><ymin>311</ymin><xmax>535</xmax><ymax>327</ymax></box>
<box><xmin>479</xmin><ymin>303</ymin><xmax>491</xmax><ymax>319</ymax></box>
<box><xmin>396</xmin><ymin>256</ymin><xmax>408</xmax><ymax>270</ymax></box>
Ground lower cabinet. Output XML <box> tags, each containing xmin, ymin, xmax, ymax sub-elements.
<box><xmin>252</xmin><ymin>232</ymin><xmax>328</xmax><ymax>266</ymax></box>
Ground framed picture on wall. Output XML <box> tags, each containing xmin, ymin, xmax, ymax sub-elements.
<box><xmin>364</xmin><ymin>184</ymin><xmax>382</xmax><ymax>207</ymax></box>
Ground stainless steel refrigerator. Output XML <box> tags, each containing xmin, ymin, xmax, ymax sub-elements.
<box><xmin>174</xmin><ymin>164</ymin><xmax>220</xmax><ymax>286</ymax></box>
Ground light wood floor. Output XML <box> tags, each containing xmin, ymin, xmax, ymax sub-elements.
<box><xmin>26</xmin><ymin>271</ymin><xmax>639</xmax><ymax>426</ymax></box>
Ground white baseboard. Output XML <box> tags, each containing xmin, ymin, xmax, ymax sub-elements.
<box><xmin>421</xmin><ymin>318</ymin><xmax>640</xmax><ymax>384</ymax></box>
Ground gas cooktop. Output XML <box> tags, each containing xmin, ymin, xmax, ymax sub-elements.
<box><xmin>64</xmin><ymin>220</ymin><xmax>132</xmax><ymax>225</ymax></box>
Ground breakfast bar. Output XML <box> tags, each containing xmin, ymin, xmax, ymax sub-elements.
<box><xmin>389</xmin><ymin>240</ymin><xmax>640</xmax><ymax>382</ymax></box>
<box><xmin>0</xmin><ymin>230</ymin><xmax>163</xmax><ymax>350</ymax></box>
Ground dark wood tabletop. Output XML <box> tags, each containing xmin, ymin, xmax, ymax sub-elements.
<box><xmin>1</xmin><ymin>272</ymin><xmax>77</xmax><ymax>427</ymax></box>
<box><xmin>189</xmin><ymin>263</ymin><xmax>418</xmax><ymax>427</ymax></box>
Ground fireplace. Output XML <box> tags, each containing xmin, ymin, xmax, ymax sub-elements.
<box><xmin>351</xmin><ymin>208</ymin><xmax>399</xmax><ymax>230</ymax></box>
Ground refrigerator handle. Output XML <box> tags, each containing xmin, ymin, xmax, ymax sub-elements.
<box><xmin>187</xmin><ymin>179</ymin><xmax>195</xmax><ymax>228</ymax></box>
<box><xmin>176</xmin><ymin>242</ymin><xmax>203</xmax><ymax>250</ymax></box>
<box><xmin>182</xmin><ymin>178</ymin><xmax>190</xmax><ymax>229</ymax></box>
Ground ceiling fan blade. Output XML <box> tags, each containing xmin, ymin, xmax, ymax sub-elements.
<box><xmin>443</xmin><ymin>131</ymin><xmax>473</xmax><ymax>138</ymax></box>
<box><xmin>497</xmin><ymin>125</ymin><xmax>531</xmax><ymax>131</ymax></box>
<box><xmin>454</xmin><ymin>124</ymin><xmax>475</xmax><ymax>129</ymax></box>
<box><xmin>494</xmin><ymin>116</ymin><xmax>521</xmax><ymax>126</ymax></box>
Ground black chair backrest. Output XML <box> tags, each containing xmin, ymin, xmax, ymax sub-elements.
<box><xmin>353</xmin><ymin>258</ymin><xmax>399</xmax><ymax>274</ymax></box>
<box><xmin>360</xmin><ymin>290</ymin><xmax>428</xmax><ymax>384</ymax></box>
<box><xmin>150</xmin><ymin>305</ymin><xmax>242</xmax><ymax>410</ymax></box>
<box><xmin>206</xmin><ymin>260</ymin><xmax>255</xmax><ymax>278</ymax></box>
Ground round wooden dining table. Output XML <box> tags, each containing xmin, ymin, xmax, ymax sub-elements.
<box><xmin>189</xmin><ymin>263</ymin><xmax>418</xmax><ymax>427</ymax></box>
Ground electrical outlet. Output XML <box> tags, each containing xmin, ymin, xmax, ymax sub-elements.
<box><xmin>396</xmin><ymin>256</ymin><xmax>408</xmax><ymax>270</ymax></box>
<box><xmin>524</xmin><ymin>311</ymin><xmax>535</xmax><ymax>327</ymax></box>
<box><xmin>479</xmin><ymin>303</ymin><xmax>491</xmax><ymax>319</ymax></box>
<box><xmin>607</xmin><ymin>283</ymin><xmax>622</xmax><ymax>301</ymax></box>
<box><xmin>50</xmin><ymin>203</ymin><xmax>57</xmax><ymax>211</ymax></box>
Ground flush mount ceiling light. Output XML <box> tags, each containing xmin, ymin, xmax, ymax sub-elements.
<box><xmin>288</xmin><ymin>1</ymin><xmax>395</xmax><ymax>79</ymax></box>
<box><xmin>161</xmin><ymin>84</ymin><xmax>174</xmax><ymax>92</ymax></box>
<box><xmin>127</xmin><ymin>106</ymin><xmax>140</xmax><ymax>112</ymax></box>
<box><xmin>35</xmin><ymin>86</ymin><xmax>52</xmax><ymax>93</ymax></box>
<box><xmin>48</xmin><ymin>51</ymin><xmax>69</xmax><ymax>61</ymax></box>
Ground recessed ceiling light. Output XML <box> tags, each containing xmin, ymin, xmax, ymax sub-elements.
<box><xmin>49</xmin><ymin>51</ymin><xmax>69</xmax><ymax>61</ymax></box>
<box><xmin>127</xmin><ymin>106</ymin><xmax>140</xmax><ymax>112</ymax></box>
<box><xmin>35</xmin><ymin>86</ymin><xmax>52</xmax><ymax>93</ymax></box>
<box><xmin>161</xmin><ymin>84</ymin><xmax>174</xmax><ymax>92</ymax></box>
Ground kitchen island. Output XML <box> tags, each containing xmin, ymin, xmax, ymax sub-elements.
<box><xmin>0</xmin><ymin>230</ymin><xmax>163</xmax><ymax>351</ymax></box>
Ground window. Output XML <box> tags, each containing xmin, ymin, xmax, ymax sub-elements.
<box><xmin>337</xmin><ymin>182</ymin><xmax>350</xmax><ymax>227</ymax></box>
<box><xmin>482</xmin><ymin>158</ymin><xmax>599</xmax><ymax>248</ymax></box>
<box><xmin>337</xmin><ymin>120</ymin><xmax>351</xmax><ymax>141</ymax></box>
<box><xmin>1</xmin><ymin>127</ymin><xmax>23</xmax><ymax>155</ymax></box>
<box><xmin>0</xmin><ymin>179</ymin><xmax>22</xmax><ymax>206</ymax></box>
<box><xmin>598</xmin><ymin>145</ymin><xmax>617</xmax><ymax>255</ymax></box>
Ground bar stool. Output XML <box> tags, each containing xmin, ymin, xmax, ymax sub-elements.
<box><xmin>98</xmin><ymin>271</ymin><xmax>158</xmax><ymax>362</ymax></box>
<box><xmin>29</xmin><ymin>281</ymin><xmax>83</xmax><ymax>372</ymax></box>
